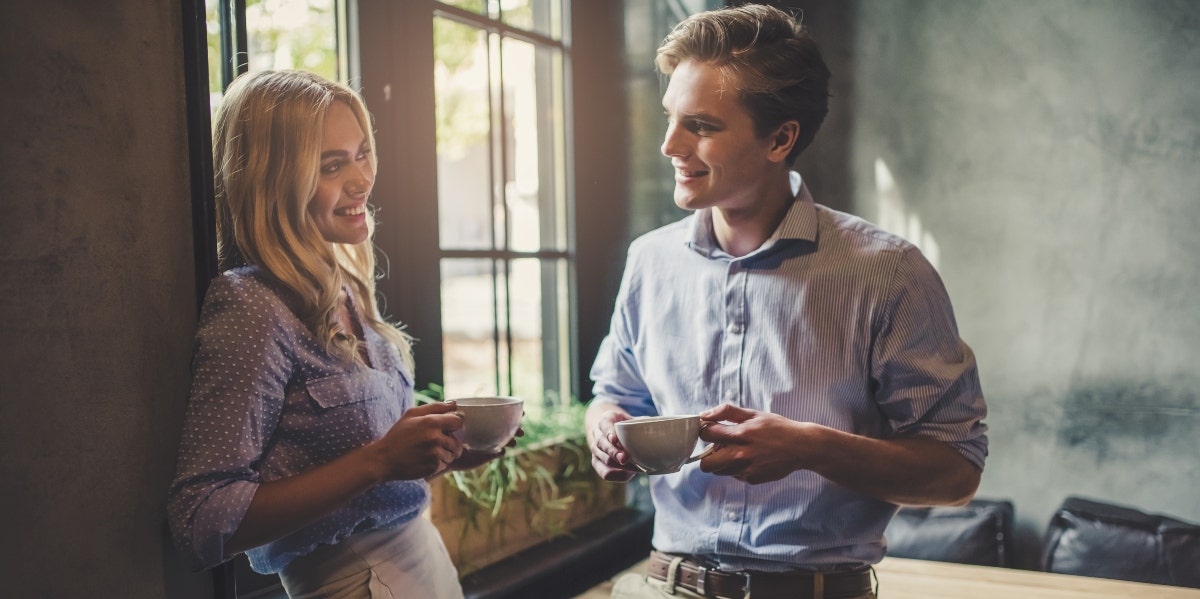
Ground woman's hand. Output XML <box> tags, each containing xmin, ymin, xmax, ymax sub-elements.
<box><xmin>369</xmin><ymin>401</ymin><xmax>466</xmax><ymax>481</ymax></box>
<box><xmin>439</xmin><ymin>426</ymin><xmax>524</xmax><ymax>474</ymax></box>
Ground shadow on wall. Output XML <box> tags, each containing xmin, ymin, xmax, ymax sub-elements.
<box><xmin>1055</xmin><ymin>381</ymin><xmax>1198</xmax><ymax>462</ymax></box>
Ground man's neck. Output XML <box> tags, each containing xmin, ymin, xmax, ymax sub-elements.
<box><xmin>711</xmin><ymin>174</ymin><xmax>796</xmax><ymax>258</ymax></box>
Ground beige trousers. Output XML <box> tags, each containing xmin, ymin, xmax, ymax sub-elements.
<box><xmin>278</xmin><ymin>516</ymin><xmax>463</xmax><ymax>599</ymax></box>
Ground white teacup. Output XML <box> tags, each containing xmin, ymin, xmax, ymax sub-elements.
<box><xmin>615</xmin><ymin>415</ymin><xmax>714</xmax><ymax>475</ymax></box>
<box><xmin>453</xmin><ymin>396</ymin><xmax>524</xmax><ymax>453</ymax></box>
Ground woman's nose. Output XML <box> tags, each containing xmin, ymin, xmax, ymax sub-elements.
<box><xmin>346</xmin><ymin>165</ymin><xmax>373</xmax><ymax>196</ymax></box>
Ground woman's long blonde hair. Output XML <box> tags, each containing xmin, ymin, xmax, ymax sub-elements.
<box><xmin>212</xmin><ymin>69</ymin><xmax>413</xmax><ymax>369</ymax></box>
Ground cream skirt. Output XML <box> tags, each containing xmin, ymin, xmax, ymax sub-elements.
<box><xmin>279</xmin><ymin>516</ymin><xmax>463</xmax><ymax>599</ymax></box>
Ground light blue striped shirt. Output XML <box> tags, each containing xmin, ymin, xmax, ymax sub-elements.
<box><xmin>590</xmin><ymin>172</ymin><xmax>987</xmax><ymax>572</ymax></box>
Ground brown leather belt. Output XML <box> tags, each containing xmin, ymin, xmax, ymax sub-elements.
<box><xmin>646</xmin><ymin>551</ymin><xmax>873</xmax><ymax>599</ymax></box>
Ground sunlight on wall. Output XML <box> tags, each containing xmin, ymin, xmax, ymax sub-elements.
<box><xmin>875</xmin><ymin>158</ymin><xmax>940</xmax><ymax>270</ymax></box>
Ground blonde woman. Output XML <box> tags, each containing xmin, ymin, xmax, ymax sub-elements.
<box><xmin>168</xmin><ymin>70</ymin><xmax>498</xmax><ymax>598</ymax></box>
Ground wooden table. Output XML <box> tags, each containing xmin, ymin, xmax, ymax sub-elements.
<box><xmin>577</xmin><ymin>556</ymin><xmax>1200</xmax><ymax>598</ymax></box>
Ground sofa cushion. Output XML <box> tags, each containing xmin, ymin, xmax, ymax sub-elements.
<box><xmin>885</xmin><ymin>498</ymin><xmax>1014</xmax><ymax>567</ymax></box>
<box><xmin>1041</xmin><ymin>496</ymin><xmax>1200</xmax><ymax>588</ymax></box>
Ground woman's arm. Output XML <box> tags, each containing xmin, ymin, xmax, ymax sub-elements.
<box><xmin>227</xmin><ymin>401</ymin><xmax>464</xmax><ymax>553</ymax></box>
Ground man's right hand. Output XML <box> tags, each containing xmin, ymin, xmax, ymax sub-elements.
<box><xmin>586</xmin><ymin>403</ymin><xmax>638</xmax><ymax>482</ymax></box>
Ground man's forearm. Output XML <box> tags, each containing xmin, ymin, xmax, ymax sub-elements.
<box><xmin>805</xmin><ymin>428</ymin><xmax>981</xmax><ymax>506</ymax></box>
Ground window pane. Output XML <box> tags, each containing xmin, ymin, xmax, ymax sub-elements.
<box><xmin>503</xmin><ymin>37</ymin><xmax>537</xmax><ymax>252</ymax></box>
<box><xmin>434</xmin><ymin>18</ymin><xmax>494</xmax><ymax>251</ymax></box>
<box><xmin>500</xmin><ymin>0</ymin><xmax>562</xmax><ymax>40</ymax></box>
<box><xmin>508</xmin><ymin>258</ymin><xmax>544</xmax><ymax>404</ymax></box>
<box><xmin>502</xmin><ymin>38</ymin><xmax>566</xmax><ymax>252</ymax></box>
<box><xmin>245</xmin><ymin>0</ymin><xmax>339</xmax><ymax>81</ymax></box>
<box><xmin>438</xmin><ymin>0</ymin><xmax>486</xmax><ymax>16</ymax></box>
<box><xmin>441</xmin><ymin>258</ymin><xmax>503</xmax><ymax>398</ymax></box>
<box><xmin>205</xmin><ymin>0</ymin><xmax>224</xmax><ymax>107</ymax></box>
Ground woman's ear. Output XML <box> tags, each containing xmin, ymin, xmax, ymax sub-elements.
<box><xmin>768</xmin><ymin>120</ymin><xmax>800</xmax><ymax>163</ymax></box>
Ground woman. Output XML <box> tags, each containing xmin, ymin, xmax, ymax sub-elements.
<box><xmin>168</xmin><ymin>70</ymin><xmax>497</xmax><ymax>598</ymax></box>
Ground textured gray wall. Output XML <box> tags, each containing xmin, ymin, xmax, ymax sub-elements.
<box><xmin>826</xmin><ymin>0</ymin><xmax>1200</xmax><ymax>567</ymax></box>
<box><xmin>0</xmin><ymin>2</ymin><xmax>211</xmax><ymax>597</ymax></box>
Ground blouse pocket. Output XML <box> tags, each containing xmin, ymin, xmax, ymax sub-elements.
<box><xmin>305</xmin><ymin>370</ymin><xmax>391</xmax><ymax>409</ymax></box>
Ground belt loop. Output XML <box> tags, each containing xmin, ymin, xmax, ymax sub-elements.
<box><xmin>813</xmin><ymin>572</ymin><xmax>824</xmax><ymax>599</ymax></box>
<box><xmin>870</xmin><ymin>566</ymin><xmax>879</xmax><ymax>598</ymax></box>
<box><xmin>695</xmin><ymin>565</ymin><xmax>708</xmax><ymax>596</ymax></box>
<box><xmin>664</xmin><ymin>556</ymin><xmax>684</xmax><ymax>595</ymax></box>
<box><xmin>743</xmin><ymin>571</ymin><xmax>752</xmax><ymax>599</ymax></box>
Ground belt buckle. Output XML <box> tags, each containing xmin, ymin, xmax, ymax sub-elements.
<box><xmin>695</xmin><ymin>565</ymin><xmax>707</xmax><ymax>596</ymax></box>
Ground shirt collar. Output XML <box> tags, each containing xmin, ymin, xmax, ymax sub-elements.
<box><xmin>687</xmin><ymin>171</ymin><xmax>818</xmax><ymax>258</ymax></box>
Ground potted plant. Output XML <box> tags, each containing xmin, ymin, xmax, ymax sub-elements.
<box><xmin>417</xmin><ymin>386</ymin><xmax>626</xmax><ymax>573</ymax></box>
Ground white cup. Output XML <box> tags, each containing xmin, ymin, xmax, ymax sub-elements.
<box><xmin>614</xmin><ymin>415</ymin><xmax>714</xmax><ymax>475</ymax></box>
<box><xmin>453</xmin><ymin>396</ymin><xmax>524</xmax><ymax>453</ymax></box>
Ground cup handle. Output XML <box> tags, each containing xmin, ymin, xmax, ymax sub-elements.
<box><xmin>684</xmin><ymin>420</ymin><xmax>718</xmax><ymax>464</ymax></box>
<box><xmin>684</xmin><ymin>443</ymin><xmax>716</xmax><ymax>464</ymax></box>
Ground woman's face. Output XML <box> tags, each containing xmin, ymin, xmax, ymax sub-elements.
<box><xmin>308</xmin><ymin>101</ymin><xmax>374</xmax><ymax>245</ymax></box>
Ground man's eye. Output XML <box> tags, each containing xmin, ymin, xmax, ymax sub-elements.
<box><xmin>686</xmin><ymin>121</ymin><xmax>715</xmax><ymax>134</ymax></box>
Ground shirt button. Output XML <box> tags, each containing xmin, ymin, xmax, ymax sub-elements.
<box><xmin>727</xmin><ymin>511</ymin><xmax>738</xmax><ymax>521</ymax></box>
<box><xmin>729</xmin><ymin>323</ymin><xmax>742</xmax><ymax>334</ymax></box>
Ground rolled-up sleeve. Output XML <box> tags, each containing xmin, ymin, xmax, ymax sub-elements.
<box><xmin>167</xmin><ymin>276</ymin><xmax>293</xmax><ymax>570</ymax></box>
<box><xmin>590</xmin><ymin>248</ymin><xmax>657</xmax><ymax>417</ymax></box>
<box><xmin>871</xmin><ymin>248</ymin><xmax>988</xmax><ymax>470</ymax></box>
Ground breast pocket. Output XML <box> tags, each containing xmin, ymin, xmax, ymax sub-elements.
<box><xmin>306</xmin><ymin>370</ymin><xmax>391</xmax><ymax>407</ymax></box>
<box><xmin>304</xmin><ymin>370</ymin><xmax>400</xmax><ymax>439</ymax></box>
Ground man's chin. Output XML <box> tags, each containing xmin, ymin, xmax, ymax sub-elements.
<box><xmin>673</xmin><ymin>192</ymin><xmax>705</xmax><ymax>211</ymax></box>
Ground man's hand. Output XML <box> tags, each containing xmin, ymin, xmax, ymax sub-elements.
<box><xmin>586</xmin><ymin>403</ymin><xmax>639</xmax><ymax>482</ymax></box>
<box><xmin>697</xmin><ymin>403</ymin><xmax>811</xmax><ymax>484</ymax></box>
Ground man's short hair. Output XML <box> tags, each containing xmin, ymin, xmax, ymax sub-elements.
<box><xmin>656</xmin><ymin>3</ymin><xmax>831</xmax><ymax>164</ymax></box>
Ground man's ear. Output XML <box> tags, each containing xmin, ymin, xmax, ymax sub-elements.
<box><xmin>768</xmin><ymin>120</ymin><xmax>800</xmax><ymax>163</ymax></box>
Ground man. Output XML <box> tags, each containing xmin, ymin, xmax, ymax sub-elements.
<box><xmin>586</xmin><ymin>5</ymin><xmax>988</xmax><ymax>599</ymax></box>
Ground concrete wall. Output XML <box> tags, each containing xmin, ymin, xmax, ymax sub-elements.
<box><xmin>0</xmin><ymin>2</ymin><xmax>211</xmax><ymax>597</ymax></box>
<box><xmin>799</xmin><ymin>0</ymin><xmax>1200</xmax><ymax>567</ymax></box>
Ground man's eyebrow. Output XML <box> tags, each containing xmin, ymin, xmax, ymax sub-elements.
<box><xmin>673</xmin><ymin>110</ymin><xmax>726</xmax><ymax>126</ymax></box>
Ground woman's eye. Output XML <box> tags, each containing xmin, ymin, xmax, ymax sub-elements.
<box><xmin>321</xmin><ymin>161</ymin><xmax>341</xmax><ymax>174</ymax></box>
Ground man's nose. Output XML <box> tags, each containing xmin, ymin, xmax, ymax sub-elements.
<box><xmin>660</xmin><ymin>122</ymin><xmax>688</xmax><ymax>158</ymax></box>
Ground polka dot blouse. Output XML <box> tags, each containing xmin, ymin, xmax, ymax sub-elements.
<box><xmin>167</xmin><ymin>266</ymin><xmax>426</xmax><ymax>574</ymax></box>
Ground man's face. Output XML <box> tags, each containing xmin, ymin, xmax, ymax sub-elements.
<box><xmin>660</xmin><ymin>60</ymin><xmax>778</xmax><ymax>213</ymax></box>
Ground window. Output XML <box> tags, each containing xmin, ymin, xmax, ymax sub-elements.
<box><xmin>431</xmin><ymin>1</ymin><xmax>571</xmax><ymax>412</ymax></box>
<box><xmin>205</xmin><ymin>0</ymin><xmax>347</xmax><ymax>100</ymax></box>
<box><xmin>624</xmin><ymin>0</ymin><xmax>724</xmax><ymax>239</ymax></box>
<box><xmin>206</xmin><ymin>0</ymin><xmax>575</xmax><ymax>414</ymax></box>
